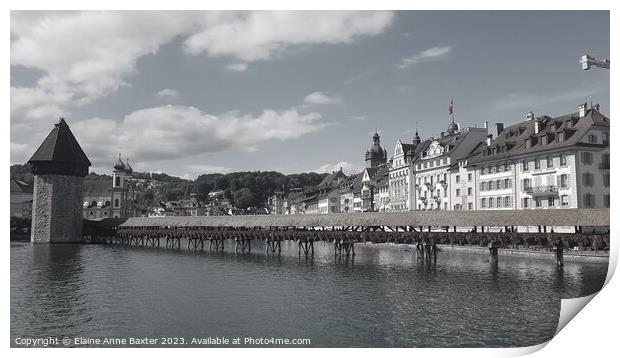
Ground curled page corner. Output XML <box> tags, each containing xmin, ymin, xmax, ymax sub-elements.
<box><xmin>555</xmin><ymin>293</ymin><xmax>597</xmax><ymax>336</ymax></box>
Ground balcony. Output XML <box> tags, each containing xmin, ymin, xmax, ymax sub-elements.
<box><xmin>524</xmin><ymin>185</ymin><xmax>558</xmax><ymax>195</ymax></box>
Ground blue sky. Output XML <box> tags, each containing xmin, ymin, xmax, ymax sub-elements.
<box><xmin>10</xmin><ymin>11</ymin><xmax>609</xmax><ymax>179</ymax></box>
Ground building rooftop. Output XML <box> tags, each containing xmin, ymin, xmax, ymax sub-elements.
<box><xmin>28</xmin><ymin>118</ymin><xmax>91</xmax><ymax>176</ymax></box>
<box><xmin>468</xmin><ymin>107</ymin><xmax>609</xmax><ymax>165</ymax></box>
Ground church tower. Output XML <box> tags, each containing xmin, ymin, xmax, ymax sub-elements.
<box><xmin>365</xmin><ymin>131</ymin><xmax>388</xmax><ymax>168</ymax></box>
<box><xmin>111</xmin><ymin>154</ymin><xmax>133</xmax><ymax>218</ymax></box>
<box><xmin>28</xmin><ymin>118</ymin><xmax>91</xmax><ymax>243</ymax></box>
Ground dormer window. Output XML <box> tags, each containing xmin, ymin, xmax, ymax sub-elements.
<box><xmin>525</xmin><ymin>138</ymin><xmax>532</xmax><ymax>148</ymax></box>
<box><xmin>540</xmin><ymin>135</ymin><xmax>548</xmax><ymax>145</ymax></box>
<box><xmin>558</xmin><ymin>131</ymin><xmax>565</xmax><ymax>142</ymax></box>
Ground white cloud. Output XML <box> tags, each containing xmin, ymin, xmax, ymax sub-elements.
<box><xmin>117</xmin><ymin>105</ymin><xmax>326</xmax><ymax>163</ymax></box>
<box><xmin>156</xmin><ymin>88</ymin><xmax>180</xmax><ymax>99</ymax></box>
<box><xmin>396</xmin><ymin>46</ymin><xmax>452</xmax><ymax>69</ymax></box>
<box><xmin>492</xmin><ymin>87</ymin><xmax>606</xmax><ymax>111</ymax></box>
<box><xmin>225</xmin><ymin>63</ymin><xmax>249</xmax><ymax>72</ymax></box>
<box><xmin>10</xmin><ymin>11</ymin><xmax>391</xmax><ymax>172</ymax></box>
<box><xmin>10</xmin><ymin>11</ymin><xmax>202</xmax><ymax>127</ymax></box>
<box><xmin>349</xmin><ymin>115</ymin><xmax>366</xmax><ymax>121</ymax></box>
<box><xmin>10</xmin><ymin>10</ymin><xmax>392</xmax><ymax>141</ymax></box>
<box><xmin>184</xmin><ymin>11</ymin><xmax>395</xmax><ymax>66</ymax></box>
<box><xmin>303</xmin><ymin>91</ymin><xmax>341</xmax><ymax>105</ymax></box>
<box><xmin>312</xmin><ymin>161</ymin><xmax>360</xmax><ymax>175</ymax></box>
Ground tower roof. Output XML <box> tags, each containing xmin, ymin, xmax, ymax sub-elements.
<box><xmin>28</xmin><ymin>118</ymin><xmax>91</xmax><ymax>176</ymax></box>
<box><xmin>125</xmin><ymin>158</ymin><xmax>133</xmax><ymax>174</ymax></box>
<box><xmin>114</xmin><ymin>154</ymin><xmax>126</xmax><ymax>171</ymax></box>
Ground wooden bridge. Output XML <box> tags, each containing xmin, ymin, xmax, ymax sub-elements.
<box><xmin>85</xmin><ymin>209</ymin><xmax>610</xmax><ymax>267</ymax></box>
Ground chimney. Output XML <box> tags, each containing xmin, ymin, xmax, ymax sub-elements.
<box><xmin>496</xmin><ymin>122</ymin><xmax>504</xmax><ymax>136</ymax></box>
<box><xmin>534</xmin><ymin>119</ymin><xmax>540</xmax><ymax>134</ymax></box>
<box><xmin>486</xmin><ymin>134</ymin><xmax>493</xmax><ymax>146</ymax></box>
<box><xmin>592</xmin><ymin>103</ymin><xmax>600</xmax><ymax>111</ymax></box>
<box><xmin>579</xmin><ymin>102</ymin><xmax>588</xmax><ymax>117</ymax></box>
<box><xmin>484</xmin><ymin>121</ymin><xmax>488</xmax><ymax>130</ymax></box>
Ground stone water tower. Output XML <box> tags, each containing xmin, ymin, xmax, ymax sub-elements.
<box><xmin>28</xmin><ymin>118</ymin><xmax>91</xmax><ymax>243</ymax></box>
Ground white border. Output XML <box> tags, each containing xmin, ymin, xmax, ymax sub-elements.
<box><xmin>4</xmin><ymin>2</ymin><xmax>617</xmax><ymax>357</ymax></box>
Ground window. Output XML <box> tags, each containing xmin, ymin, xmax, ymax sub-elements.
<box><xmin>488</xmin><ymin>181</ymin><xmax>494</xmax><ymax>190</ymax></box>
<box><xmin>523</xmin><ymin>178</ymin><xmax>531</xmax><ymax>190</ymax></box>
<box><xmin>603</xmin><ymin>174</ymin><xmax>610</xmax><ymax>187</ymax></box>
<box><xmin>496</xmin><ymin>179</ymin><xmax>502</xmax><ymax>190</ymax></box>
<box><xmin>504</xmin><ymin>178</ymin><xmax>511</xmax><ymax>188</ymax></box>
<box><xmin>558</xmin><ymin>132</ymin><xmax>565</xmax><ymax>142</ymax></box>
<box><xmin>581</xmin><ymin>152</ymin><xmax>593</xmax><ymax>165</ymax></box>
<box><xmin>467</xmin><ymin>187</ymin><xmax>472</xmax><ymax>195</ymax></box>
<box><xmin>582</xmin><ymin>173</ymin><xmax>594</xmax><ymax>187</ymax></box>
<box><xmin>468</xmin><ymin>202</ymin><xmax>473</xmax><ymax>210</ymax></box>
<box><xmin>604</xmin><ymin>195</ymin><xmax>610</xmax><ymax>208</ymax></box>
<box><xmin>496</xmin><ymin>164</ymin><xmax>502</xmax><ymax>172</ymax></box>
<box><xmin>522</xmin><ymin>160</ymin><xmax>529</xmax><ymax>171</ymax></box>
<box><xmin>547</xmin><ymin>156</ymin><xmax>553</xmax><ymax>168</ymax></box>
<box><xmin>560</xmin><ymin>174</ymin><xmax>569</xmax><ymax>189</ymax></box>
<box><xmin>115</xmin><ymin>176</ymin><xmax>121</xmax><ymax>186</ymax></box>
<box><xmin>114</xmin><ymin>198</ymin><xmax>120</xmax><ymax>208</ymax></box>
<box><xmin>455</xmin><ymin>175</ymin><xmax>460</xmax><ymax>183</ymax></box>
<box><xmin>456</xmin><ymin>189</ymin><xmax>461</xmax><ymax>196</ymax></box>
<box><xmin>588</xmin><ymin>134</ymin><xmax>598</xmax><ymax>144</ymax></box>
<box><xmin>561</xmin><ymin>195</ymin><xmax>569</xmax><ymax>207</ymax></box>
<box><xmin>481</xmin><ymin>198</ymin><xmax>486</xmax><ymax>208</ymax></box>
<box><xmin>535</xmin><ymin>158</ymin><xmax>541</xmax><ymax>170</ymax></box>
<box><xmin>481</xmin><ymin>167</ymin><xmax>486</xmax><ymax>175</ymax></box>
<box><xmin>480</xmin><ymin>182</ymin><xmax>486</xmax><ymax>191</ymax></box>
<box><xmin>560</xmin><ymin>154</ymin><xmax>567</xmax><ymax>166</ymax></box>
<box><xmin>535</xmin><ymin>198</ymin><xmax>542</xmax><ymax>208</ymax></box>
<box><xmin>504</xmin><ymin>196</ymin><xmax>511</xmax><ymax>208</ymax></box>
<box><xmin>497</xmin><ymin>196</ymin><xmax>502</xmax><ymax>208</ymax></box>
<box><xmin>601</xmin><ymin>153</ymin><xmax>610</xmax><ymax>169</ymax></box>
<box><xmin>584</xmin><ymin>194</ymin><xmax>595</xmax><ymax>208</ymax></box>
<box><xmin>603</xmin><ymin>132</ymin><xmax>609</xmax><ymax>145</ymax></box>
<box><xmin>523</xmin><ymin>198</ymin><xmax>530</xmax><ymax>208</ymax></box>
<box><xmin>444</xmin><ymin>189</ymin><xmax>447</xmax><ymax>198</ymax></box>
<box><xmin>468</xmin><ymin>173</ymin><xmax>472</xmax><ymax>182</ymax></box>
<box><xmin>489</xmin><ymin>197</ymin><xmax>494</xmax><ymax>208</ymax></box>
<box><xmin>89</xmin><ymin>211</ymin><xmax>94</xmax><ymax>216</ymax></box>
<box><xmin>548</xmin><ymin>196</ymin><xmax>555</xmax><ymax>207</ymax></box>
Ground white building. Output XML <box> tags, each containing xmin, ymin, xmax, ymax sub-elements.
<box><xmin>411</xmin><ymin>122</ymin><xmax>488</xmax><ymax>211</ymax></box>
<box><xmin>465</xmin><ymin>103</ymin><xmax>609</xmax><ymax>230</ymax></box>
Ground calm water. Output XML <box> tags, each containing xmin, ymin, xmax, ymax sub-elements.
<box><xmin>10</xmin><ymin>240</ymin><xmax>608</xmax><ymax>348</ymax></box>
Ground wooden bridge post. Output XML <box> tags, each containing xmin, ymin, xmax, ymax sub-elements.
<box><xmin>555</xmin><ymin>239</ymin><xmax>565</xmax><ymax>268</ymax></box>
<box><xmin>488</xmin><ymin>240</ymin><xmax>499</xmax><ymax>263</ymax></box>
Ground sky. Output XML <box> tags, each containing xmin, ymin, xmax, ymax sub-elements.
<box><xmin>10</xmin><ymin>11</ymin><xmax>610</xmax><ymax>179</ymax></box>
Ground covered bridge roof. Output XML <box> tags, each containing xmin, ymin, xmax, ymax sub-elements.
<box><xmin>120</xmin><ymin>209</ymin><xmax>609</xmax><ymax>228</ymax></box>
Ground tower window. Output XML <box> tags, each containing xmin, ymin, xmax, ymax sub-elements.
<box><xmin>115</xmin><ymin>176</ymin><xmax>121</xmax><ymax>186</ymax></box>
<box><xmin>114</xmin><ymin>199</ymin><xmax>120</xmax><ymax>208</ymax></box>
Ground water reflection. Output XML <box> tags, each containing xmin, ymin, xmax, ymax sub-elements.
<box><xmin>11</xmin><ymin>241</ymin><xmax>608</xmax><ymax>348</ymax></box>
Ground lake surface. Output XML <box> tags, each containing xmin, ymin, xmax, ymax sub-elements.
<box><xmin>10</xmin><ymin>240</ymin><xmax>608</xmax><ymax>348</ymax></box>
